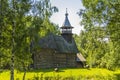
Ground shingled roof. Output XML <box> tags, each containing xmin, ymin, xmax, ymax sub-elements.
<box><xmin>38</xmin><ymin>33</ymin><xmax>79</xmax><ymax>53</ymax></box>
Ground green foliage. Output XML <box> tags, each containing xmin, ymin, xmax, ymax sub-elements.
<box><xmin>77</xmin><ymin>0</ymin><xmax>120</xmax><ymax>69</ymax></box>
<box><xmin>0</xmin><ymin>0</ymin><xmax>59</xmax><ymax>67</ymax></box>
<box><xmin>74</xmin><ymin>27</ymin><xmax>107</xmax><ymax>68</ymax></box>
<box><xmin>0</xmin><ymin>0</ymin><xmax>59</xmax><ymax>79</ymax></box>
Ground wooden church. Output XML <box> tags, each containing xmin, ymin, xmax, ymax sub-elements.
<box><xmin>32</xmin><ymin>10</ymin><xmax>86</xmax><ymax>69</ymax></box>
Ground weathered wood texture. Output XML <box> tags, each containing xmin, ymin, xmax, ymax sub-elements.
<box><xmin>33</xmin><ymin>49</ymin><xmax>76</xmax><ymax>68</ymax></box>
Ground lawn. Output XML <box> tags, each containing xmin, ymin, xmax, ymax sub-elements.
<box><xmin>0</xmin><ymin>68</ymin><xmax>120</xmax><ymax>80</ymax></box>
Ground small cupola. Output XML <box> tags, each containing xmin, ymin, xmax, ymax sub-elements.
<box><xmin>60</xmin><ymin>9</ymin><xmax>73</xmax><ymax>43</ymax></box>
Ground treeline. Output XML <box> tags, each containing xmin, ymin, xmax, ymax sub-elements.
<box><xmin>0</xmin><ymin>0</ymin><xmax>59</xmax><ymax>80</ymax></box>
<box><xmin>74</xmin><ymin>0</ymin><xmax>120</xmax><ymax>70</ymax></box>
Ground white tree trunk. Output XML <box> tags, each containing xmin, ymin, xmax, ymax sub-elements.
<box><xmin>10</xmin><ymin>54</ymin><xmax>14</xmax><ymax>80</ymax></box>
<box><xmin>11</xmin><ymin>0</ymin><xmax>15</xmax><ymax>79</ymax></box>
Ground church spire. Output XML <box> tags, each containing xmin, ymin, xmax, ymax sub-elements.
<box><xmin>62</xmin><ymin>8</ymin><xmax>71</xmax><ymax>27</ymax></box>
<box><xmin>66</xmin><ymin>8</ymin><xmax>68</xmax><ymax>13</ymax></box>
<box><xmin>60</xmin><ymin>9</ymin><xmax>73</xmax><ymax>43</ymax></box>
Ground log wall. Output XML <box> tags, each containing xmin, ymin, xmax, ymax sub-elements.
<box><xmin>33</xmin><ymin>49</ymin><xmax>76</xmax><ymax>68</ymax></box>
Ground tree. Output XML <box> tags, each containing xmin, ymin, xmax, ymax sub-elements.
<box><xmin>0</xmin><ymin>0</ymin><xmax>11</xmax><ymax>69</ymax></box>
<box><xmin>74</xmin><ymin>27</ymin><xmax>107</xmax><ymax>68</ymax></box>
<box><xmin>0</xmin><ymin>0</ymin><xmax>58</xmax><ymax>80</ymax></box>
<box><xmin>78</xmin><ymin>0</ymin><xmax>120</xmax><ymax>69</ymax></box>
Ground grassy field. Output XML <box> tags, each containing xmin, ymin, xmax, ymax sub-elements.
<box><xmin>0</xmin><ymin>68</ymin><xmax>120</xmax><ymax>80</ymax></box>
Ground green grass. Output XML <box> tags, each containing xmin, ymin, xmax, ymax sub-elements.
<box><xmin>0</xmin><ymin>68</ymin><xmax>120</xmax><ymax>80</ymax></box>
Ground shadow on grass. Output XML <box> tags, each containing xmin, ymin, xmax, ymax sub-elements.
<box><xmin>18</xmin><ymin>67</ymin><xmax>87</xmax><ymax>74</ymax></box>
<box><xmin>114</xmin><ymin>73</ymin><xmax>120</xmax><ymax>80</ymax></box>
<box><xmin>0</xmin><ymin>69</ymin><xmax>3</xmax><ymax>73</ymax></box>
<box><xmin>26</xmin><ymin>67</ymin><xmax>88</xmax><ymax>73</ymax></box>
<box><xmin>26</xmin><ymin>68</ymin><xmax>65</xmax><ymax>73</ymax></box>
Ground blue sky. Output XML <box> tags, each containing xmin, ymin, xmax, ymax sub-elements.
<box><xmin>50</xmin><ymin>0</ymin><xmax>85</xmax><ymax>35</ymax></box>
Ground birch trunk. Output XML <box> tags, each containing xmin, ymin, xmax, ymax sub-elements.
<box><xmin>10</xmin><ymin>0</ymin><xmax>15</xmax><ymax>80</ymax></box>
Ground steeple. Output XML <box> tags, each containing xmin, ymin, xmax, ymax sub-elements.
<box><xmin>60</xmin><ymin>9</ymin><xmax>73</xmax><ymax>43</ymax></box>
<box><xmin>62</xmin><ymin>8</ymin><xmax>71</xmax><ymax>27</ymax></box>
